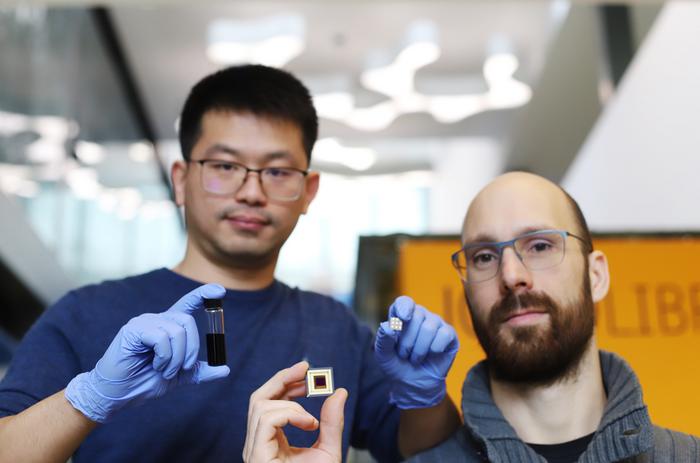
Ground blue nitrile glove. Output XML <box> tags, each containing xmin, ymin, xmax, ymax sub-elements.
<box><xmin>374</xmin><ymin>295</ymin><xmax>459</xmax><ymax>409</ymax></box>
<box><xmin>65</xmin><ymin>283</ymin><xmax>230</xmax><ymax>423</ymax></box>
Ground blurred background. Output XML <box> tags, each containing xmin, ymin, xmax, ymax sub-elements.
<box><xmin>2</xmin><ymin>0</ymin><xmax>700</xmax><ymax>446</ymax></box>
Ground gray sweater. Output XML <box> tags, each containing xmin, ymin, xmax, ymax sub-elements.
<box><xmin>409</xmin><ymin>351</ymin><xmax>699</xmax><ymax>462</ymax></box>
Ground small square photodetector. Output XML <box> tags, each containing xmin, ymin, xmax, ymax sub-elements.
<box><xmin>389</xmin><ymin>317</ymin><xmax>403</xmax><ymax>331</ymax></box>
<box><xmin>306</xmin><ymin>367</ymin><xmax>334</xmax><ymax>397</ymax></box>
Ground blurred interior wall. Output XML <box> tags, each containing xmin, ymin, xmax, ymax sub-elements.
<box><xmin>563</xmin><ymin>2</ymin><xmax>700</xmax><ymax>231</ymax></box>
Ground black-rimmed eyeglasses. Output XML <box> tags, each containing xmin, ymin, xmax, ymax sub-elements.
<box><xmin>189</xmin><ymin>159</ymin><xmax>308</xmax><ymax>202</ymax></box>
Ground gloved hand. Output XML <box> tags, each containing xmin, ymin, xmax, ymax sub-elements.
<box><xmin>374</xmin><ymin>296</ymin><xmax>459</xmax><ymax>409</ymax></box>
<box><xmin>65</xmin><ymin>283</ymin><xmax>230</xmax><ymax>423</ymax></box>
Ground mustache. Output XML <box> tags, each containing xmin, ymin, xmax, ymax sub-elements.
<box><xmin>217</xmin><ymin>205</ymin><xmax>274</xmax><ymax>223</ymax></box>
<box><xmin>490</xmin><ymin>291</ymin><xmax>558</xmax><ymax>324</ymax></box>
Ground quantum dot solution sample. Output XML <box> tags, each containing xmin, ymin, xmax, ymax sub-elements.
<box><xmin>204</xmin><ymin>298</ymin><xmax>226</xmax><ymax>366</ymax></box>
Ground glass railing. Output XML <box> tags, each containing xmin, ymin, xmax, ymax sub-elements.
<box><xmin>0</xmin><ymin>7</ymin><xmax>185</xmax><ymax>287</ymax></box>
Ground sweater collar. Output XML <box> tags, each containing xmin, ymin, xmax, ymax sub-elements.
<box><xmin>461</xmin><ymin>350</ymin><xmax>654</xmax><ymax>461</ymax></box>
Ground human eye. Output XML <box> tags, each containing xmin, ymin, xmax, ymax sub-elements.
<box><xmin>208</xmin><ymin>161</ymin><xmax>238</xmax><ymax>172</ymax></box>
<box><xmin>469</xmin><ymin>247</ymin><xmax>499</xmax><ymax>268</ymax></box>
<box><xmin>530</xmin><ymin>241</ymin><xmax>553</xmax><ymax>252</ymax></box>
<box><xmin>264</xmin><ymin>167</ymin><xmax>294</xmax><ymax>179</ymax></box>
<box><xmin>521</xmin><ymin>235</ymin><xmax>557</xmax><ymax>254</ymax></box>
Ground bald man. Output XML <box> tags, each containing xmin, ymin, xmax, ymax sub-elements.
<box><xmin>409</xmin><ymin>172</ymin><xmax>699</xmax><ymax>462</ymax></box>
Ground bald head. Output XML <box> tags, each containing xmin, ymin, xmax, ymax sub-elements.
<box><xmin>462</xmin><ymin>172</ymin><xmax>592</xmax><ymax>250</ymax></box>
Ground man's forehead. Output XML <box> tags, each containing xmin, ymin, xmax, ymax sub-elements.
<box><xmin>198</xmin><ymin>110</ymin><xmax>305</xmax><ymax>158</ymax></box>
<box><xmin>462</xmin><ymin>173</ymin><xmax>575</xmax><ymax>241</ymax></box>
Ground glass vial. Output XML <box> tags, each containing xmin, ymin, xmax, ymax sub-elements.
<box><xmin>204</xmin><ymin>298</ymin><xmax>226</xmax><ymax>366</ymax></box>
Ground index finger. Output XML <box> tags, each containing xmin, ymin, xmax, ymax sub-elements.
<box><xmin>250</xmin><ymin>361</ymin><xmax>310</xmax><ymax>403</ymax></box>
<box><xmin>166</xmin><ymin>283</ymin><xmax>226</xmax><ymax>315</ymax></box>
<box><xmin>389</xmin><ymin>295</ymin><xmax>416</xmax><ymax>322</ymax></box>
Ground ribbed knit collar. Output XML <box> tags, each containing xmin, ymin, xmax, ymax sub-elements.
<box><xmin>461</xmin><ymin>350</ymin><xmax>654</xmax><ymax>462</ymax></box>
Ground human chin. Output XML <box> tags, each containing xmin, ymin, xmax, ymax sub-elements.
<box><xmin>212</xmin><ymin>235</ymin><xmax>279</xmax><ymax>268</ymax></box>
<box><xmin>473</xmin><ymin>287</ymin><xmax>594</xmax><ymax>386</ymax></box>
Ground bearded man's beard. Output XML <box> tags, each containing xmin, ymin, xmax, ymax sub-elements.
<box><xmin>468</xmin><ymin>272</ymin><xmax>595</xmax><ymax>387</ymax></box>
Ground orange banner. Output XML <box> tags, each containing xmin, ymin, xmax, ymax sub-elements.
<box><xmin>397</xmin><ymin>235</ymin><xmax>700</xmax><ymax>435</ymax></box>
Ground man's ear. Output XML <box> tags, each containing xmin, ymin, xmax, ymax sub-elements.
<box><xmin>588</xmin><ymin>250</ymin><xmax>610</xmax><ymax>303</ymax></box>
<box><xmin>300</xmin><ymin>171</ymin><xmax>320</xmax><ymax>214</ymax></box>
<box><xmin>171</xmin><ymin>160</ymin><xmax>188</xmax><ymax>207</ymax></box>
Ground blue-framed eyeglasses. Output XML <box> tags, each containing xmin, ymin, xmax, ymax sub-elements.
<box><xmin>451</xmin><ymin>229</ymin><xmax>589</xmax><ymax>283</ymax></box>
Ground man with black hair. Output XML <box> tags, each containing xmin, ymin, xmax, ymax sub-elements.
<box><xmin>0</xmin><ymin>65</ymin><xmax>459</xmax><ymax>462</ymax></box>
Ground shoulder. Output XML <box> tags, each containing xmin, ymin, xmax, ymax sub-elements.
<box><xmin>649</xmin><ymin>425</ymin><xmax>700</xmax><ymax>462</ymax></box>
<box><xmin>283</xmin><ymin>285</ymin><xmax>355</xmax><ymax>319</ymax></box>
<box><xmin>282</xmin><ymin>284</ymin><xmax>374</xmax><ymax>340</ymax></box>
<box><xmin>71</xmin><ymin>268</ymin><xmax>172</xmax><ymax>299</ymax></box>
<box><xmin>44</xmin><ymin>268</ymin><xmax>175</xmax><ymax>323</ymax></box>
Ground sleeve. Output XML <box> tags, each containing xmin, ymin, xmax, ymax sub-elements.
<box><xmin>350</xmin><ymin>322</ymin><xmax>402</xmax><ymax>463</ymax></box>
<box><xmin>0</xmin><ymin>292</ymin><xmax>83</xmax><ymax>417</ymax></box>
<box><xmin>651</xmin><ymin>426</ymin><xmax>700</xmax><ymax>462</ymax></box>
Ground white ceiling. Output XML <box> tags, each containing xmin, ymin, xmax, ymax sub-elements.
<box><xmin>110</xmin><ymin>2</ymin><xmax>558</xmax><ymax>173</ymax></box>
<box><xmin>0</xmin><ymin>1</ymin><xmax>662</xmax><ymax>178</ymax></box>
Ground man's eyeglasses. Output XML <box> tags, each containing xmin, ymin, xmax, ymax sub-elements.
<box><xmin>451</xmin><ymin>229</ymin><xmax>589</xmax><ymax>284</ymax></box>
<box><xmin>189</xmin><ymin>159</ymin><xmax>308</xmax><ymax>202</ymax></box>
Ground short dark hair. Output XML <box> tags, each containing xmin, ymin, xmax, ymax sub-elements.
<box><xmin>178</xmin><ymin>64</ymin><xmax>318</xmax><ymax>163</ymax></box>
<box><xmin>560</xmin><ymin>187</ymin><xmax>594</xmax><ymax>252</ymax></box>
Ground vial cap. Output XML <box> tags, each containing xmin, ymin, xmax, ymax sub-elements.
<box><xmin>203</xmin><ymin>298</ymin><xmax>223</xmax><ymax>309</ymax></box>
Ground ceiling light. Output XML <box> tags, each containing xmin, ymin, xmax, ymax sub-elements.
<box><xmin>313</xmin><ymin>92</ymin><xmax>355</xmax><ymax>120</ymax></box>
<box><xmin>396</xmin><ymin>42</ymin><xmax>441</xmax><ymax>69</ymax></box>
<box><xmin>207</xmin><ymin>41</ymin><xmax>249</xmax><ymax>65</ymax></box>
<box><xmin>483</xmin><ymin>53</ymin><xmax>519</xmax><ymax>84</ymax></box>
<box><xmin>394</xmin><ymin>92</ymin><xmax>427</xmax><ymax>113</ymax></box>
<box><xmin>129</xmin><ymin>141</ymin><xmax>154</xmax><ymax>163</ymax></box>
<box><xmin>343</xmin><ymin>101</ymin><xmax>399</xmax><ymax>132</ymax></box>
<box><xmin>0</xmin><ymin>110</ymin><xmax>30</xmax><ymax>135</ymax></box>
<box><xmin>486</xmin><ymin>80</ymin><xmax>532</xmax><ymax>109</ymax></box>
<box><xmin>0</xmin><ymin>165</ymin><xmax>40</xmax><ymax>198</ymax></box>
<box><xmin>428</xmin><ymin>95</ymin><xmax>485</xmax><ymax>123</ymax></box>
<box><xmin>207</xmin><ymin>15</ymin><xmax>305</xmax><ymax>67</ymax></box>
<box><xmin>66</xmin><ymin>167</ymin><xmax>101</xmax><ymax>199</ymax></box>
<box><xmin>396</xmin><ymin>20</ymin><xmax>441</xmax><ymax>69</ymax></box>
<box><xmin>361</xmin><ymin>64</ymin><xmax>412</xmax><ymax>98</ymax></box>
<box><xmin>317</xmin><ymin>27</ymin><xmax>531</xmax><ymax>130</ymax></box>
<box><xmin>26</xmin><ymin>140</ymin><xmax>66</xmax><ymax>163</ymax></box>
<box><xmin>361</xmin><ymin>20</ymin><xmax>440</xmax><ymax>98</ymax></box>
<box><xmin>0</xmin><ymin>177</ymin><xmax>40</xmax><ymax>198</ymax></box>
<box><xmin>32</xmin><ymin>115</ymin><xmax>78</xmax><ymax>140</ymax></box>
<box><xmin>483</xmin><ymin>53</ymin><xmax>532</xmax><ymax>108</ymax></box>
<box><xmin>254</xmin><ymin>35</ymin><xmax>305</xmax><ymax>68</ymax></box>
<box><xmin>26</xmin><ymin>115</ymin><xmax>78</xmax><ymax>163</ymax></box>
<box><xmin>75</xmin><ymin>141</ymin><xmax>105</xmax><ymax>165</ymax></box>
<box><xmin>313</xmin><ymin>138</ymin><xmax>377</xmax><ymax>171</ymax></box>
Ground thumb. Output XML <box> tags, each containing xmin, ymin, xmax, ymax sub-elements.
<box><xmin>314</xmin><ymin>388</ymin><xmax>347</xmax><ymax>459</ymax></box>
<box><xmin>183</xmin><ymin>361</ymin><xmax>230</xmax><ymax>384</ymax></box>
<box><xmin>167</xmin><ymin>283</ymin><xmax>226</xmax><ymax>315</ymax></box>
<box><xmin>374</xmin><ymin>321</ymin><xmax>399</xmax><ymax>364</ymax></box>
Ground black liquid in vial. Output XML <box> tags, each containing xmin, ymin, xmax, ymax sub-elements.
<box><xmin>206</xmin><ymin>333</ymin><xmax>227</xmax><ymax>366</ymax></box>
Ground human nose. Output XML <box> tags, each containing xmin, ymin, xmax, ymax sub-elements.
<box><xmin>498</xmin><ymin>246</ymin><xmax>533</xmax><ymax>293</ymax></box>
<box><xmin>234</xmin><ymin>170</ymin><xmax>268</xmax><ymax>205</ymax></box>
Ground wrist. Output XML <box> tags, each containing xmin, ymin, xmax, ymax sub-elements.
<box><xmin>390</xmin><ymin>381</ymin><xmax>446</xmax><ymax>409</ymax></box>
<box><xmin>65</xmin><ymin>371</ymin><xmax>120</xmax><ymax>423</ymax></box>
